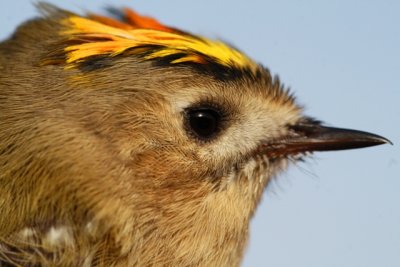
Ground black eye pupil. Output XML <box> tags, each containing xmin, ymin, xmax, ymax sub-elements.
<box><xmin>188</xmin><ymin>109</ymin><xmax>221</xmax><ymax>140</ymax></box>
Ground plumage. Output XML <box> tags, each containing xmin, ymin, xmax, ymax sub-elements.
<box><xmin>45</xmin><ymin>6</ymin><xmax>257</xmax><ymax>72</ymax></box>
<box><xmin>0</xmin><ymin>3</ymin><xmax>389</xmax><ymax>266</ymax></box>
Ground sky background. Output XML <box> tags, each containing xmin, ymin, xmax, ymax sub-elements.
<box><xmin>1</xmin><ymin>1</ymin><xmax>399</xmax><ymax>266</ymax></box>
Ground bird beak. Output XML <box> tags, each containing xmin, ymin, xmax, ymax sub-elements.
<box><xmin>262</xmin><ymin>119</ymin><xmax>392</xmax><ymax>157</ymax></box>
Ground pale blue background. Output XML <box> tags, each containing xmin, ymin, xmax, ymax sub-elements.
<box><xmin>1</xmin><ymin>1</ymin><xmax>399</xmax><ymax>266</ymax></box>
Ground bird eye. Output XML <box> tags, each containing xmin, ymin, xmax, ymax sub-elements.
<box><xmin>186</xmin><ymin>107</ymin><xmax>222</xmax><ymax>141</ymax></box>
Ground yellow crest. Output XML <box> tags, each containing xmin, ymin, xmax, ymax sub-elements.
<box><xmin>59</xmin><ymin>8</ymin><xmax>258</xmax><ymax>72</ymax></box>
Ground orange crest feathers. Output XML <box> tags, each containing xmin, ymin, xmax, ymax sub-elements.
<box><xmin>58</xmin><ymin>8</ymin><xmax>258</xmax><ymax>72</ymax></box>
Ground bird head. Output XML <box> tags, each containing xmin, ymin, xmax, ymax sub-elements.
<box><xmin>0</xmin><ymin>3</ymin><xmax>390</xmax><ymax>266</ymax></box>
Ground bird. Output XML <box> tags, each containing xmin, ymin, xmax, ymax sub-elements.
<box><xmin>0</xmin><ymin>3</ymin><xmax>391</xmax><ymax>267</ymax></box>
